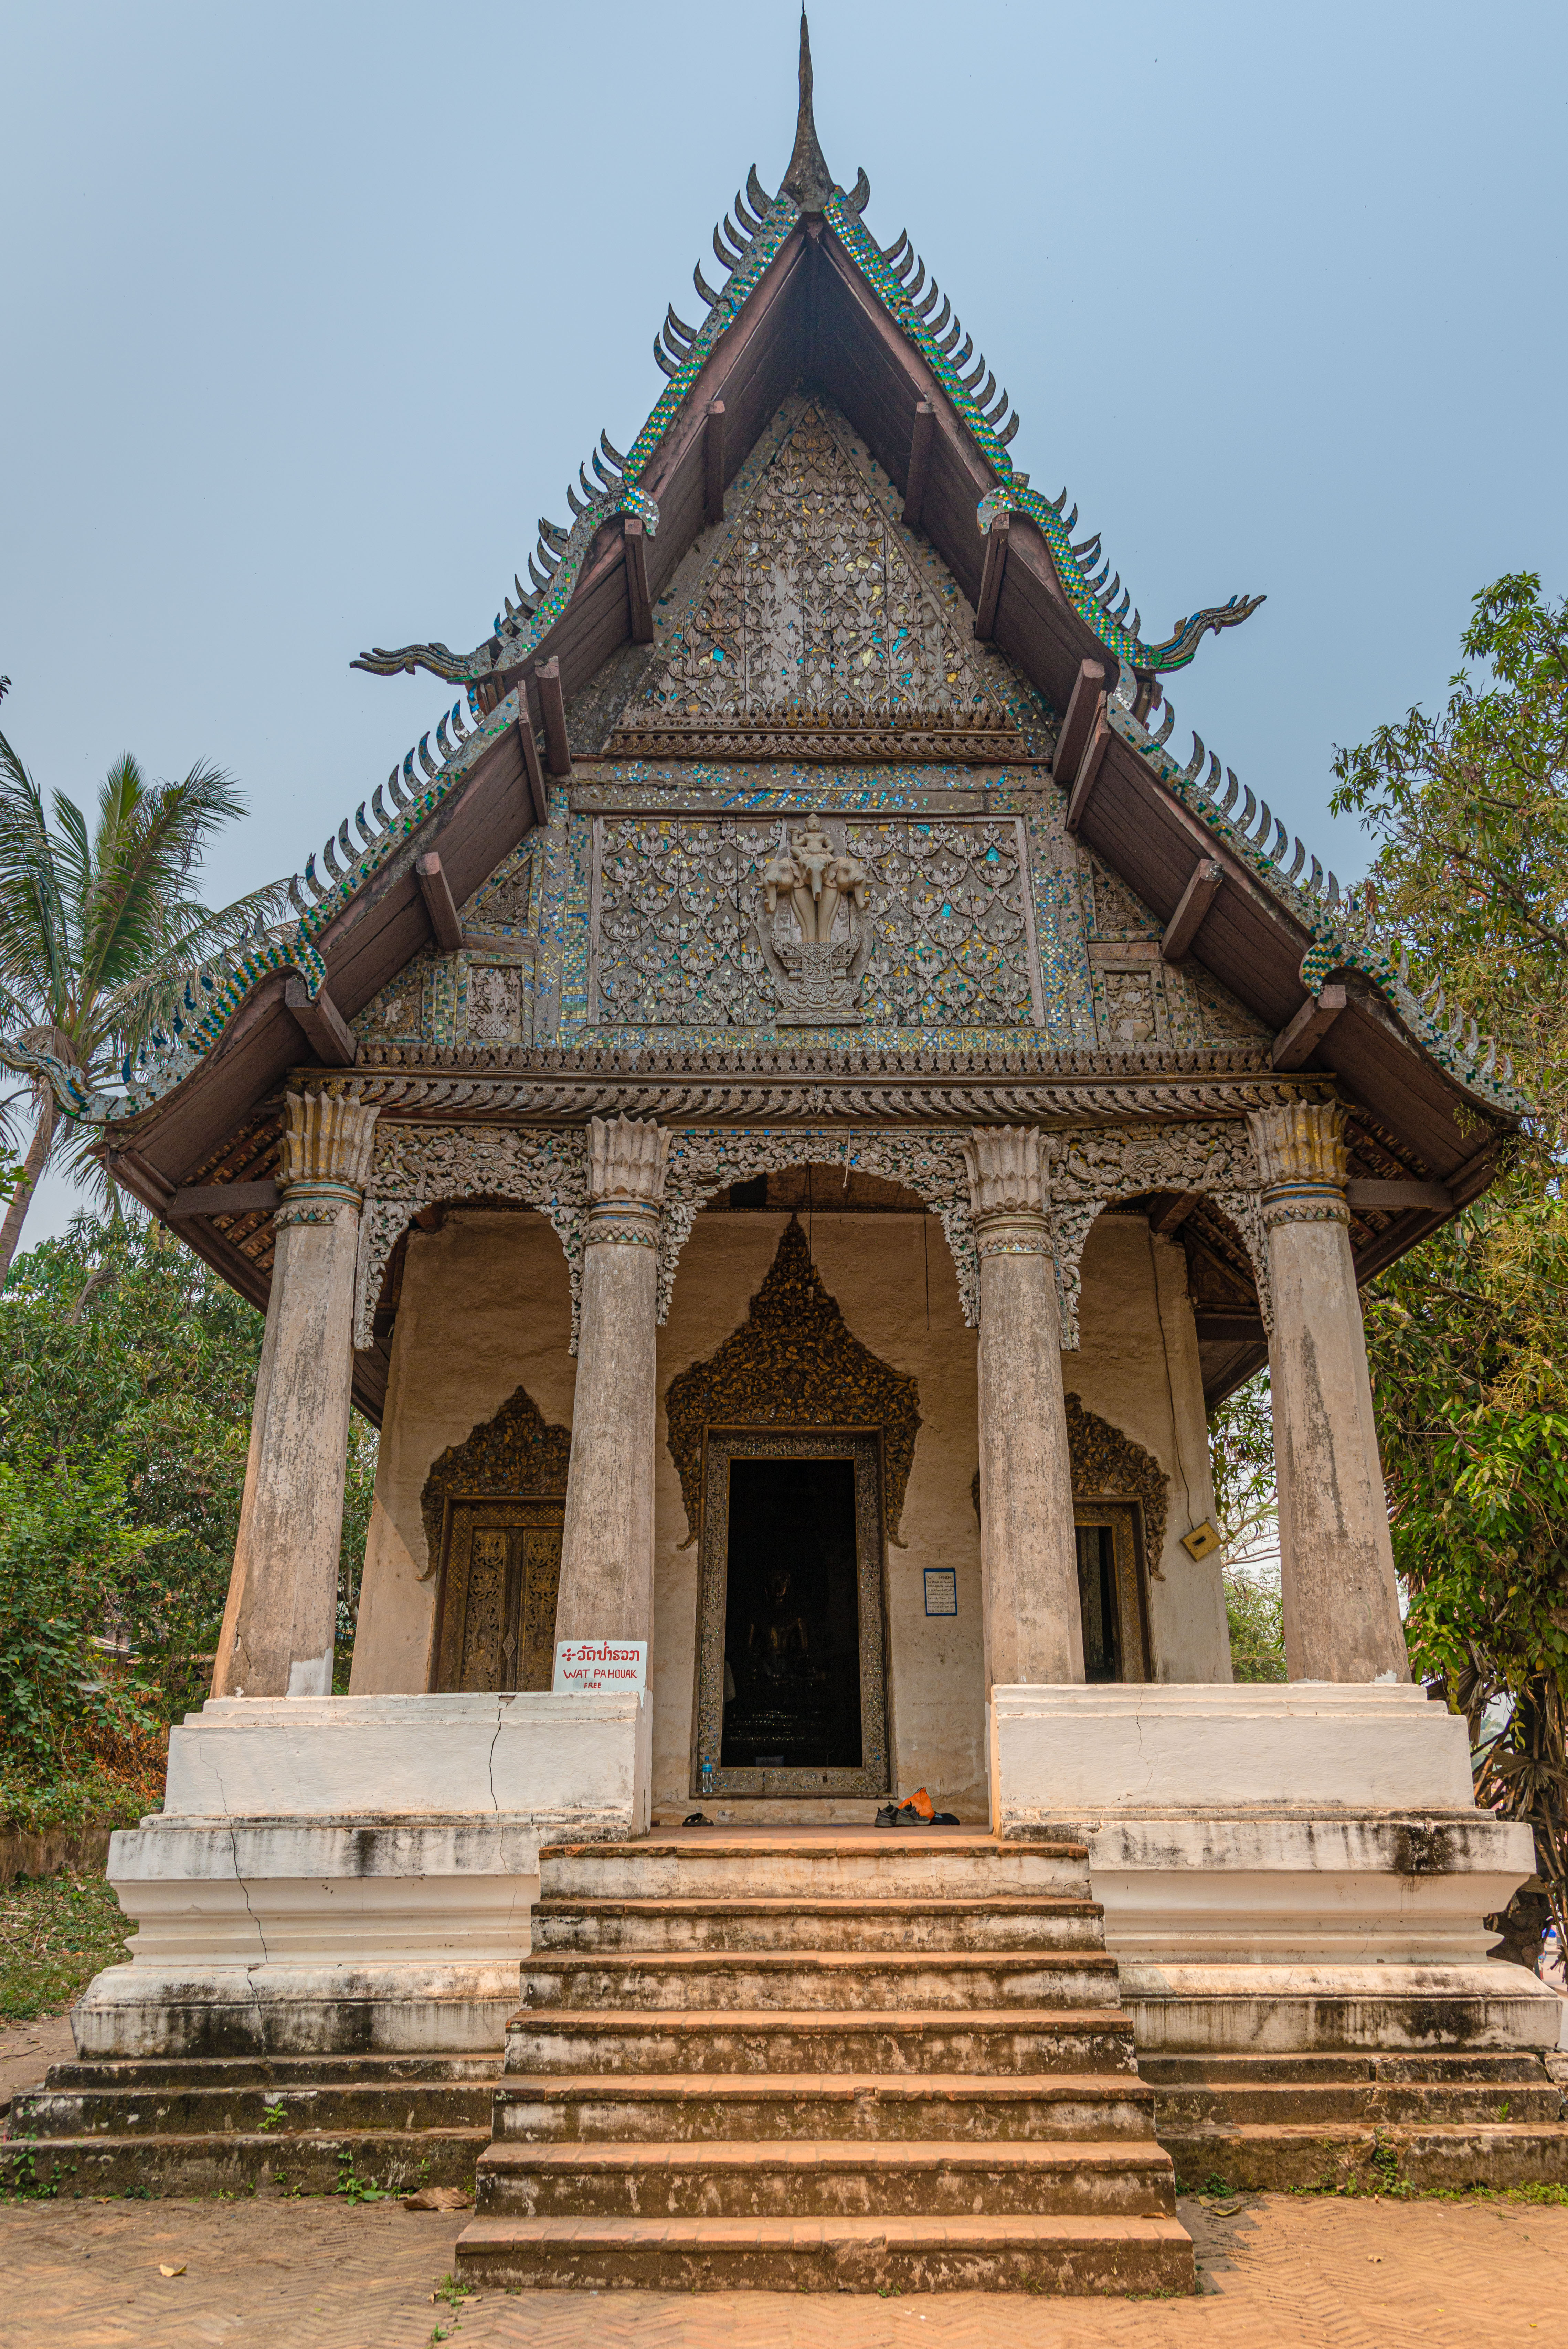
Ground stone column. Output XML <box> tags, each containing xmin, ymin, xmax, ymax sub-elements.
<box><xmin>213</xmin><ymin>1088</ymin><xmax>379</xmax><ymax>1699</ymax></box>
<box><xmin>554</xmin><ymin>1116</ymin><xmax>669</xmax><ymax>1651</ymax></box>
<box><xmin>1247</xmin><ymin>1100</ymin><xmax>1408</xmax><ymax>1682</ymax></box>
<box><xmin>961</xmin><ymin>1126</ymin><xmax>1085</xmax><ymax>1689</ymax></box>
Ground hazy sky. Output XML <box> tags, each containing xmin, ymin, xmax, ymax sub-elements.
<box><xmin>3</xmin><ymin>1</ymin><xmax>1564</xmax><ymax>1241</ymax></box>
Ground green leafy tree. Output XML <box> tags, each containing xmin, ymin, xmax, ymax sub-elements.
<box><xmin>0</xmin><ymin>1212</ymin><xmax>379</xmax><ymax>1751</ymax></box>
<box><xmin>1331</xmin><ymin>572</ymin><xmax>1568</xmax><ymax>1963</ymax></box>
<box><xmin>0</xmin><ymin>1445</ymin><xmax>165</xmax><ymax>1777</ymax></box>
<box><xmin>0</xmin><ymin>731</ymin><xmax>286</xmax><ymax>1279</ymax></box>
<box><xmin>1209</xmin><ymin>1371</ymin><xmax>1286</xmax><ymax>1681</ymax></box>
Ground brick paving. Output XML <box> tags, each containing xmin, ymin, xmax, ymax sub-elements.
<box><xmin>0</xmin><ymin>2190</ymin><xmax>1564</xmax><ymax>2347</ymax></box>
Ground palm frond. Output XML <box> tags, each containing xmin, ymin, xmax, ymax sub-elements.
<box><xmin>76</xmin><ymin>761</ymin><xmax>247</xmax><ymax>1004</ymax></box>
<box><xmin>0</xmin><ymin>729</ymin><xmax>74</xmax><ymax>1018</ymax></box>
<box><xmin>89</xmin><ymin>878</ymin><xmax>293</xmax><ymax>1060</ymax></box>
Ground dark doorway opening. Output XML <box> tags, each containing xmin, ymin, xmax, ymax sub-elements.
<box><xmin>720</xmin><ymin>1456</ymin><xmax>864</xmax><ymax>1769</ymax></box>
<box><xmin>1075</xmin><ymin>1522</ymin><xmax>1124</xmax><ymax>1682</ymax></box>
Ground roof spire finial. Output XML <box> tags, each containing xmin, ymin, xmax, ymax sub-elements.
<box><xmin>781</xmin><ymin>10</ymin><xmax>833</xmax><ymax>212</ymax></box>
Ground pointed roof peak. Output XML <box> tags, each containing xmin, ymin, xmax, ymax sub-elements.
<box><xmin>781</xmin><ymin>11</ymin><xmax>833</xmax><ymax>212</ymax></box>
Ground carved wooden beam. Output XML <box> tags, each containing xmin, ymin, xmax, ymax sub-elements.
<box><xmin>415</xmin><ymin>851</ymin><xmax>463</xmax><ymax>953</ymax></box>
<box><xmin>1161</xmin><ymin>858</ymin><xmax>1224</xmax><ymax>964</ymax></box>
<box><xmin>535</xmin><ymin>657</ymin><xmax>572</xmax><ymax>780</ymax></box>
<box><xmin>168</xmin><ymin>1180</ymin><xmax>282</xmax><ymax>1220</ymax></box>
<box><xmin>1443</xmin><ymin>1137</ymin><xmax>1500</xmax><ymax>1208</ymax></box>
<box><xmin>1065</xmin><ymin>705</ymin><xmax>1111</xmax><ymax>834</ymax></box>
<box><xmin>902</xmin><ymin>400</ymin><xmax>934</xmax><ymax>532</ymax></box>
<box><xmin>283</xmin><ymin>976</ymin><xmax>358</xmax><ymax>1067</ymax></box>
<box><xmin>974</xmin><ymin>511</ymin><xmax>1009</xmax><ymax>642</ymax></box>
<box><xmin>1346</xmin><ymin>1178</ymin><xmax>1453</xmax><ymax>1213</ymax></box>
<box><xmin>1051</xmin><ymin>660</ymin><xmax>1106</xmax><ymax>784</ymax></box>
<box><xmin>624</xmin><ymin>517</ymin><xmax>654</xmax><ymax>645</ymax></box>
<box><xmin>704</xmin><ymin>398</ymin><xmax>726</xmax><ymax>526</ymax></box>
<box><xmin>517</xmin><ymin>710</ymin><xmax>549</xmax><ymax>828</ymax></box>
<box><xmin>1271</xmin><ymin>983</ymin><xmax>1347</xmax><ymax>1070</ymax></box>
<box><xmin>1150</xmin><ymin>1190</ymin><xmax>1203</xmax><ymax>1236</ymax></box>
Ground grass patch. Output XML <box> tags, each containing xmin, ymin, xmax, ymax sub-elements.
<box><xmin>1294</xmin><ymin>2176</ymin><xmax>1568</xmax><ymax>2206</ymax></box>
<box><xmin>0</xmin><ymin>1869</ymin><xmax>130</xmax><ymax>2020</ymax></box>
<box><xmin>1</xmin><ymin>1763</ymin><xmax>160</xmax><ymax>1836</ymax></box>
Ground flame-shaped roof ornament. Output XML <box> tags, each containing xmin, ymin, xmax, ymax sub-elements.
<box><xmin>781</xmin><ymin>12</ymin><xmax>834</xmax><ymax>213</ymax></box>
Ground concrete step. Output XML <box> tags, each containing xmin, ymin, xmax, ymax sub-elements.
<box><xmin>453</xmin><ymin>2210</ymin><xmax>1197</xmax><ymax>2294</ymax></box>
<box><xmin>474</xmin><ymin>2137</ymin><xmax>1177</xmax><ymax>2220</ymax></box>
<box><xmin>538</xmin><ymin>1838</ymin><xmax>1090</xmax><ymax>1903</ymax></box>
<box><xmin>492</xmin><ymin>2073</ymin><xmax>1158</xmax><ymax>2145</ymax></box>
<box><xmin>1153</xmin><ymin>2077</ymin><xmax>1564</xmax><ymax>2128</ymax></box>
<box><xmin>1162</xmin><ymin>2118</ymin><xmax>1568</xmax><ymax>2196</ymax></box>
<box><xmin>531</xmin><ymin>1897</ymin><xmax>1103</xmax><ymax>1954</ymax></box>
<box><xmin>1139</xmin><ymin>2050</ymin><xmax>1554</xmax><ymax>2088</ymax></box>
<box><xmin>43</xmin><ymin>2052</ymin><xmax>499</xmax><ymax>2092</ymax></box>
<box><xmin>503</xmin><ymin>2007</ymin><xmax>1139</xmax><ymax>2079</ymax></box>
<box><xmin>0</xmin><ymin>2125</ymin><xmax>487</xmax><ymax>2200</ymax></box>
<box><xmin>520</xmin><ymin>1950</ymin><xmax>1121</xmax><ymax>2013</ymax></box>
<box><xmin>10</xmin><ymin>2076</ymin><xmax>499</xmax><ymax>2140</ymax></box>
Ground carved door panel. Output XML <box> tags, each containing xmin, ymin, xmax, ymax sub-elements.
<box><xmin>1071</xmin><ymin>1499</ymin><xmax>1151</xmax><ymax>1683</ymax></box>
<box><xmin>431</xmin><ymin>1499</ymin><xmax>563</xmax><ymax>1693</ymax></box>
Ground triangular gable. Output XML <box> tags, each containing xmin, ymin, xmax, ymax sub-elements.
<box><xmin>608</xmin><ymin>394</ymin><xmax>1047</xmax><ymax>755</ymax></box>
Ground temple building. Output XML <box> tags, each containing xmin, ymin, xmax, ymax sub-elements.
<box><xmin>9</xmin><ymin>20</ymin><xmax>1562</xmax><ymax>2294</ymax></box>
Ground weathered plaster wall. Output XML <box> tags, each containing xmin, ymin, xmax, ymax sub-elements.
<box><xmin>652</xmin><ymin>1211</ymin><xmax>989</xmax><ymax>1822</ymax></box>
<box><xmin>1064</xmin><ymin>1213</ymin><xmax>1231</xmax><ymax>1682</ymax></box>
<box><xmin>349</xmin><ymin>1198</ymin><xmax>1226</xmax><ymax>1761</ymax></box>
<box><xmin>349</xmin><ymin>1211</ymin><xmax>577</xmax><ymax>1696</ymax></box>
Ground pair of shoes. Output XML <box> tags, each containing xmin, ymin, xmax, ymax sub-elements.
<box><xmin>682</xmin><ymin>1811</ymin><xmax>712</xmax><ymax>1826</ymax></box>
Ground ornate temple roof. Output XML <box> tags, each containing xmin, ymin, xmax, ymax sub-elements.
<box><xmin>352</xmin><ymin>19</ymin><xmax>1262</xmax><ymax>704</ymax></box>
<box><xmin>0</xmin><ymin>15</ymin><xmax>1523</xmax><ymax>1418</ymax></box>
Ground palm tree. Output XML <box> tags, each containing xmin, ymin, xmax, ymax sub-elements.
<box><xmin>0</xmin><ymin>728</ymin><xmax>288</xmax><ymax>1282</ymax></box>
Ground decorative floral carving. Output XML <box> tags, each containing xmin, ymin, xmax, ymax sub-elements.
<box><xmin>1247</xmin><ymin>1101</ymin><xmax>1349</xmax><ymax>1191</ymax></box>
<box><xmin>658</xmin><ymin>1126</ymin><xmax>977</xmax><ymax>1323</ymax></box>
<box><xmin>281</xmin><ymin>1087</ymin><xmax>378</xmax><ymax>1191</ymax></box>
<box><xmin>418</xmin><ymin>1381</ymin><xmax>572</xmax><ymax>1583</ymax></box>
<box><xmin>664</xmin><ymin>1216</ymin><xmax>922</xmax><ymax>1553</ymax></box>
<box><xmin>622</xmin><ymin>395</ymin><xmax>1027</xmax><ymax>733</ymax></box>
<box><xmin>962</xmin><ymin>1125</ymin><xmax>1045</xmax><ymax>1220</ymax></box>
<box><xmin>464</xmin><ymin>964</ymin><xmax>524</xmax><ymax>1045</ymax></box>
<box><xmin>352</xmin><ymin>1123</ymin><xmax>587</xmax><ymax>1351</ymax></box>
<box><xmin>1063</xmin><ymin>1393</ymin><xmax>1169</xmax><ymax>1580</ymax></box>
<box><xmin>355</xmin><ymin>1113</ymin><xmax>1276</xmax><ymax>1356</ymax></box>
<box><xmin>1042</xmin><ymin>1119</ymin><xmax>1262</xmax><ymax>1346</ymax></box>
<box><xmin>592</xmin><ymin>811</ymin><xmax>1037</xmax><ymax>1032</ymax></box>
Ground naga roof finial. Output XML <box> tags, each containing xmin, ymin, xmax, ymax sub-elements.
<box><xmin>781</xmin><ymin>10</ymin><xmax>833</xmax><ymax>212</ymax></box>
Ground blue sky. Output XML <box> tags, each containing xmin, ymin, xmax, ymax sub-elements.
<box><xmin>3</xmin><ymin>1</ymin><xmax>1564</xmax><ymax>1239</ymax></box>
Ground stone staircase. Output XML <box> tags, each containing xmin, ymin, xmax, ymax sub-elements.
<box><xmin>1144</xmin><ymin>2049</ymin><xmax>1568</xmax><ymax>2194</ymax></box>
<box><xmin>1</xmin><ymin>2052</ymin><xmax>495</xmax><ymax>2196</ymax></box>
<box><xmin>453</xmin><ymin>1833</ymin><xmax>1195</xmax><ymax>2294</ymax></box>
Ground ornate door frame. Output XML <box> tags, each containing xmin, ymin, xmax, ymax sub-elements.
<box><xmin>691</xmin><ymin>1426</ymin><xmax>891</xmax><ymax>1803</ymax></box>
<box><xmin>1070</xmin><ymin>1497</ymin><xmax>1153</xmax><ymax>1683</ymax></box>
<box><xmin>430</xmin><ymin>1495</ymin><xmax>564</xmax><ymax>1693</ymax></box>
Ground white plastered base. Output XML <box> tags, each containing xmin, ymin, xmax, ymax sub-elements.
<box><xmin>989</xmin><ymin>1682</ymin><xmax>1565</xmax><ymax>2054</ymax></box>
<box><xmin>75</xmin><ymin>1691</ymin><xmax>651</xmax><ymax>2058</ymax></box>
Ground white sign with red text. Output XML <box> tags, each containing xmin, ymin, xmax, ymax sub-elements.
<box><xmin>553</xmin><ymin>1638</ymin><xmax>648</xmax><ymax>1696</ymax></box>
